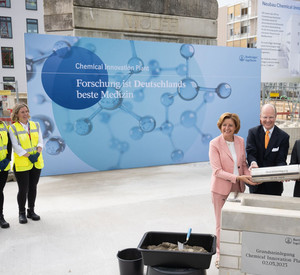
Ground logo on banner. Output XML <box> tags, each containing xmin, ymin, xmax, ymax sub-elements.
<box><xmin>239</xmin><ymin>55</ymin><xmax>258</xmax><ymax>63</ymax></box>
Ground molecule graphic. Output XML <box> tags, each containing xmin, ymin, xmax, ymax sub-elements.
<box><xmin>27</xmin><ymin>36</ymin><xmax>232</xmax><ymax>171</ymax></box>
<box><xmin>26</xmin><ymin>40</ymin><xmax>72</xmax><ymax>81</ymax></box>
<box><xmin>26</xmin><ymin>38</ymin><xmax>79</xmax><ymax>157</ymax></box>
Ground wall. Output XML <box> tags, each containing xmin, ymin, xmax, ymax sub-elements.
<box><xmin>43</xmin><ymin>0</ymin><xmax>218</xmax><ymax>45</ymax></box>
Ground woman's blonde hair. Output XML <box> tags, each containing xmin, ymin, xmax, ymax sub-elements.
<box><xmin>11</xmin><ymin>103</ymin><xmax>30</xmax><ymax>123</ymax></box>
<box><xmin>217</xmin><ymin>112</ymin><xmax>240</xmax><ymax>134</ymax></box>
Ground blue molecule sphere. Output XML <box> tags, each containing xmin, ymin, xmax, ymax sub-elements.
<box><xmin>45</xmin><ymin>136</ymin><xmax>66</xmax><ymax>155</ymax></box>
<box><xmin>180</xmin><ymin>44</ymin><xmax>195</xmax><ymax>59</ymax></box>
<box><xmin>171</xmin><ymin>149</ymin><xmax>184</xmax><ymax>162</ymax></box>
<box><xmin>148</xmin><ymin>59</ymin><xmax>161</xmax><ymax>77</ymax></box>
<box><xmin>180</xmin><ymin>111</ymin><xmax>197</xmax><ymax>128</ymax></box>
<box><xmin>161</xmin><ymin>93</ymin><xmax>174</xmax><ymax>107</ymax></box>
<box><xmin>53</xmin><ymin>40</ymin><xmax>71</xmax><ymax>58</ymax></box>
<box><xmin>31</xmin><ymin>115</ymin><xmax>54</xmax><ymax>139</ymax></box>
<box><xmin>216</xmin><ymin>83</ymin><xmax>231</xmax><ymax>99</ymax></box>
<box><xmin>139</xmin><ymin>116</ymin><xmax>156</xmax><ymax>133</ymax></box>
<box><xmin>176</xmin><ymin>64</ymin><xmax>187</xmax><ymax>76</ymax></box>
<box><xmin>177</xmin><ymin>78</ymin><xmax>199</xmax><ymax>101</ymax></box>
<box><xmin>74</xmin><ymin>118</ymin><xmax>93</xmax><ymax>136</ymax></box>
<box><xmin>160</xmin><ymin>121</ymin><xmax>174</xmax><ymax>135</ymax></box>
<box><xmin>202</xmin><ymin>133</ymin><xmax>213</xmax><ymax>144</ymax></box>
<box><xmin>33</xmin><ymin>94</ymin><xmax>47</xmax><ymax>105</ymax></box>
<box><xmin>99</xmin><ymin>112</ymin><xmax>111</xmax><ymax>123</ymax></box>
<box><xmin>133</xmin><ymin>89</ymin><xmax>144</xmax><ymax>102</ymax></box>
<box><xmin>128</xmin><ymin>57</ymin><xmax>144</xmax><ymax>74</ymax></box>
<box><xmin>99</xmin><ymin>88</ymin><xmax>123</xmax><ymax>110</ymax></box>
<box><xmin>85</xmin><ymin>43</ymin><xmax>96</xmax><ymax>53</ymax></box>
<box><xmin>129</xmin><ymin>126</ymin><xmax>144</xmax><ymax>140</ymax></box>
<box><xmin>63</xmin><ymin>122</ymin><xmax>74</xmax><ymax>133</ymax></box>
<box><xmin>204</xmin><ymin>91</ymin><xmax>215</xmax><ymax>103</ymax></box>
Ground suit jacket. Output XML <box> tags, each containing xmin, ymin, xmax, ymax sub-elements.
<box><xmin>246</xmin><ymin>125</ymin><xmax>289</xmax><ymax>195</ymax></box>
<box><xmin>209</xmin><ymin>134</ymin><xmax>248</xmax><ymax>196</ymax></box>
<box><xmin>290</xmin><ymin>139</ymin><xmax>300</xmax><ymax>197</ymax></box>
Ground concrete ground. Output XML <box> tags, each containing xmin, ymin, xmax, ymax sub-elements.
<box><xmin>0</xmin><ymin>161</ymin><xmax>295</xmax><ymax>275</ymax></box>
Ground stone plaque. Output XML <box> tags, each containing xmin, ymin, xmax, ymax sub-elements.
<box><xmin>242</xmin><ymin>231</ymin><xmax>300</xmax><ymax>275</ymax></box>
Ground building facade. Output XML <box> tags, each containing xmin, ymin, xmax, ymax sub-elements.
<box><xmin>218</xmin><ymin>0</ymin><xmax>258</xmax><ymax>48</ymax></box>
<box><xmin>0</xmin><ymin>0</ymin><xmax>44</xmax><ymax>110</ymax></box>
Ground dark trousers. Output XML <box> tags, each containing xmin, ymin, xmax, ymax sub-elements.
<box><xmin>294</xmin><ymin>181</ymin><xmax>300</xmax><ymax>197</ymax></box>
<box><xmin>249</xmin><ymin>181</ymin><xmax>283</xmax><ymax>196</ymax></box>
<box><xmin>0</xmin><ymin>171</ymin><xmax>9</xmax><ymax>214</ymax></box>
<box><xmin>14</xmin><ymin>166</ymin><xmax>41</xmax><ymax>213</ymax></box>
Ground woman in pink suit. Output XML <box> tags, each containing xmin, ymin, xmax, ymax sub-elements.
<box><xmin>209</xmin><ymin>112</ymin><xmax>256</xmax><ymax>268</ymax></box>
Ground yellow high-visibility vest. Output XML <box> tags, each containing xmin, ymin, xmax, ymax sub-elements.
<box><xmin>0</xmin><ymin>122</ymin><xmax>10</xmax><ymax>171</ymax></box>
<box><xmin>10</xmin><ymin>121</ymin><xmax>44</xmax><ymax>172</ymax></box>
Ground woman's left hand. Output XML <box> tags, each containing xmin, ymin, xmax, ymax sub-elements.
<box><xmin>237</xmin><ymin>175</ymin><xmax>260</xmax><ymax>186</ymax></box>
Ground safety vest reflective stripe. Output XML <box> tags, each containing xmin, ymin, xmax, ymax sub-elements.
<box><xmin>24</xmin><ymin>147</ymin><xmax>37</xmax><ymax>153</ymax></box>
<box><xmin>10</xmin><ymin>124</ymin><xmax>20</xmax><ymax>144</ymax></box>
<box><xmin>0</xmin><ymin>145</ymin><xmax>7</xmax><ymax>150</ymax></box>
<box><xmin>11</xmin><ymin>124</ymin><xmax>40</xmax><ymax>144</ymax></box>
<box><xmin>0</xmin><ymin>127</ymin><xmax>8</xmax><ymax>133</ymax></box>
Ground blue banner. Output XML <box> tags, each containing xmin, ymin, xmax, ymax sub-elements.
<box><xmin>25</xmin><ymin>34</ymin><xmax>261</xmax><ymax>176</ymax></box>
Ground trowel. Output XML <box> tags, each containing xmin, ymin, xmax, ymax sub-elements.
<box><xmin>178</xmin><ymin>228</ymin><xmax>192</xmax><ymax>251</ymax></box>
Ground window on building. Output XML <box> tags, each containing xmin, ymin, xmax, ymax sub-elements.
<box><xmin>27</xmin><ymin>19</ymin><xmax>38</xmax><ymax>33</ymax></box>
<box><xmin>25</xmin><ymin>0</ymin><xmax>37</xmax><ymax>10</ymax></box>
<box><xmin>241</xmin><ymin>8</ymin><xmax>248</xmax><ymax>16</ymax></box>
<box><xmin>0</xmin><ymin>0</ymin><xmax>11</xmax><ymax>8</ymax></box>
<box><xmin>241</xmin><ymin>26</ymin><xmax>248</xmax><ymax>34</ymax></box>
<box><xmin>3</xmin><ymin>77</ymin><xmax>15</xmax><ymax>92</ymax></box>
<box><xmin>0</xmin><ymin>17</ymin><xmax>12</xmax><ymax>38</ymax></box>
<box><xmin>230</xmin><ymin>29</ymin><xmax>234</xmax><ymax>37</ymax></box>
<box><xmin>1</xmin><ymin>47</ymin><xmax>14</xmax><ymax>68</ymax></box>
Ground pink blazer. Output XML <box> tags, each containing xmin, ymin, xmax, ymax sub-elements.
<box><xmin>209</xmin><ymin>134</ymin><xmax>249</xmax><ymax>195</ymax></box>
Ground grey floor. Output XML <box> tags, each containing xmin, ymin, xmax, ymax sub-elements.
<box><xmin>0</xmin><ymin>161</ymin><xmax>295</xmax><ymax>275</ymax></box>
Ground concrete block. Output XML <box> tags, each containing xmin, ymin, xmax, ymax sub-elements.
<box><xmin>221</xmin><ymin>229</ymin><xmax>241</xmax><ymax>243</ymax></box>
<box><xmin>44</xmin><ymin>0</ymin><xmax>73</xmax><ymax>15</ymax></box>
<box><xmin>221</xmin><ymin>193</ymin><xmax>300</xmax><ymax>236</ymax></box>
<box><xmin>73</xmin><ymin>29</ymin><xmax>217</xmax><ymax>45</ymax></box>
<box><xmin>73</xmin><ymin>7</ymin><xmax>217</xmax><ymax>38</ymax></box>
<box><xmin>72</xmin><ymin>0</ymin><xmax>219</xmax><ymax>20</ymax></box>
<box><xmin>44</xmin><ymin>14</ymin><xmax>73</xmax><ymax>31</ymax></box>
<box><xmin>220</xmin><ymin>255</ymin><xmax>239</xmax><ymax>269</ymax></box>
<box><xmin>219</xmin><ymin>268</ymin><xmax>246</xmax><ymax>275</ymax></box>
<box><xmin>220</xmin><ymin>242</ymin><xmax>242</xmax><ymax>257</ymax></box>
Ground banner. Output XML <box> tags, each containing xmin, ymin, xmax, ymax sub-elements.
<box><xmin>257</xmin><ymin>0</ymin><xmax>300</xmax><ymax>82</ymax></box>
<box><xmin>25</xmin><ymin>34</ymin><xmax>261</xmax><ymax>176</ymax></box>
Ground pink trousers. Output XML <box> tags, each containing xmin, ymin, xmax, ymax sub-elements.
<box><xmin>211</xmin><ymin>184</ymin><xmax>241</xmax><ymax>260</ymax></box>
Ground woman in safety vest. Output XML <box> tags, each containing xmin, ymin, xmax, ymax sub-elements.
<box><xmin>9</xmin><ymin>103</ymin><xmax>44</xmax><ymax>224</ymax></box>
<box><xmin>0</xmin><ymin>120</ymin><xmax>12</xmax><ymax>228</ymax></box>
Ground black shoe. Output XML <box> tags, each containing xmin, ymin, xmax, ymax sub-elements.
<box><xmin>27</xmin><ymin>209</ymin><xmax>40</xmax><ymax>221</ymax></box>
<box><xmin>19</xmin><ymin>213</ymin><xmax>28</xmax><ymax>224</ymax></box>
<box><xmin>0</xmin><ymin>215</ymin><xmax>10</xmax><ymax>228</ymax></box>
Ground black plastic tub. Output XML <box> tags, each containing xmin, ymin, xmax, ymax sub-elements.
<box><xmin>137</xmin><ymin>231</ymin><xmax>216</xmax><ymax>269</ymax></box>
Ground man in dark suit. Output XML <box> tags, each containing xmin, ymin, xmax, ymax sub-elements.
<box><xmin>290</xmin><ymin>140</ymin><xmax>300</xmax><ymax>197</ymax></box>
<box><xmin>246</xmin><ymin>104</ymin><xmax>290</xmax><ymax>195</ymax></box>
